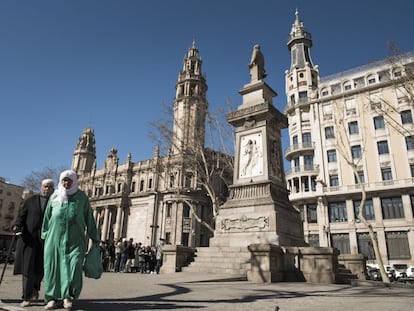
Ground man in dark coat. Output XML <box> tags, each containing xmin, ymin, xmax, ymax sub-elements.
<box><xmin>13</xmin><ymin>179</ymin><xmax>54</xmax><ymax>307</ymax></box>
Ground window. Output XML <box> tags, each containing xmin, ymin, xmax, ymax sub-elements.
<box><xmin>293</xmin><ymin>157</ymin><xmax>300</xmax><ymax>172</ymax></box>
<box><xmin>331</xmin><ymin>233</ymin><xmax>350</xmax><ymax>254</ymax></box>
<box><xmin>185</xmin><ymin>173</ymin><xmax>192</xmax><ymax>188</ymax></box>
<box><xmin>292</xmin><ymin>135</ymin><xmax>298</xmax><ymax>146</ymax></box>
<box><xmin>354</xmin><ymin>170</ymin><xmax>365</xmax><ymax>184</ymax></box>
<box><xmin>307</xmin><ymin>203</ymin><xmax>317</xmax><ymax>223</ymax></box>
<box><xmin>148</xmin><ymin>178</ymin><xmax>153</xmax><ymax>189</ymax></box>
<box><xmin>165</xmin><ymin>232</ymin><xmax>171</xmax><ymax>244</ymax></box>
<box><xmin>405</xmin><ymin>136</ymin><xmax>414</xmax><ymax>150</ymax></box>
<box><xmin>321</xmin><ymin>90</ymin><xmax>329</xmax><ymax>97</ymax></box>
<box><xmin>386</xmin><ymin>232</ymin><xmax>411</xmax><ymax>259</ymax></box>
<box><xmin>166</xmin><ymin>202</ymin><xmax>173</xmax><ymax>217</ymax></box>
<box><xmin>117</xmin><ymin>183</ymin><xmax>122</xmax><ymax>193</ymax></box>
<box><xmin>348</xmin><ymin>121</ymin><xmax>359</xmax><ymax>135</ymax></box>
<box><xmin>322</xmin><ymin>104</ymin><xmax>332</xmax><ymax>116</ymax></box>
<box><xmin>368</xmin><ymin>77</ymin><xmax>376</xmax><ymax>84</ymax></box>
<box><xmin>411</xmin><ymin>165</ymin><xmax>414</xmax><ymax>178</ymax></box>
<box><xmin>373</xmin><ymin>116</ymin><xmax>385</xmax><ymax>129</ymax></box>
<box><xmin>381</xmin><ymin>196</ymin><xmax>404</xmax><ymax>219</ymax></box>
<box><xmin>354</xmin><ymin>199</ymin><xmax>374</xmax><ymax>220</ymax></box>
<box><xmin>290</xmin><ymin>94</ymin><xmax>295</xmax><ymax>105</ymax></box>
<box><xmin>381</xmin><ymin>168</ymin><xmax>393</xmax><ymax>181</ymax></box>
<box><xmin>139</xmin><ymin>180</ymin><xmax>145</xmax><ymax>192</ymax></box>
<box><xmin>329</xmin><ymin>175</ymin><xmax>339</xmax><ymax>187</ymax></box>
<box><xmin>311</xmin><ymin>177</ymin><xmax>317</xmax><ymax>191</ymax></box>
<box><xmin>299</xmin><ymin>91</ymin><xmax>308</xmax><ymax>103</ymax></box>
<box><xmin>351</xmin><ymin>145</ymin><xmax>362</xmax><ymax>159</ymax></box>
<box><xmin>401</xmin><ymin>110</ymin><xmax>413</xmax><ymax>124</ymax></box>
<box><xmin>344</xmin><ymin>84</ymin><xmax>352</xmax><ymax>91</ymax></box>
<box><xmin>304</xmin><ymin>155</ymin><xmax>313</xmax><ymax>170</ymax></box>
<box><xmin>169</xmin><ymin>174</ymin><xmax>175</xmax><ymax>187</ymax></box>
<box><xmin>327</xmin><ymin>149</ymin><xmax>337</xmax><ymax>163</ymax></box>
<box><xmin>302</xmin><ymin>132</ymin><xmax>312</xmax><ymax>147</ymax></box>
<box><xmin>357</xmin><ymin>233</ymin><xmax>376</xmax><ymax>259</ymax></box>
<box><xmin>181</xmin><ymin>232</ymin><xmax>189</xmax><ymax>247</ymax></box>
<box><xmin>345</xmin><ymin>98</ymin><xmax>356</xmax><ymax>111</ymax></box>
<box><xmin>308</xmin><ymin>234</ymin><xmax>319</xmax><ymax>247</ymax></box>
<box><xmin>131</xmin><ymin>181</ymin><xmax>136</xmax><ymax>193</ymax></box>
<box><xmin>377</xmin><ymin>140</ymin><xmax>389</xmax><ymax>154</ymax></box>
<box><xmin>325</xmin><ymin>126</ymin><xmax>335</xmax><ymax>139</ymax></box>
<box><xmin>183</xmin><ymin>203</ymin><xmax>190</xmax><ymax>218</ymax></box>
<box><xmin>411</xmin><ymin>195</ymin><xmax>414</xmax><ymax>215</ymax></box>
<box><xmin>329</xmin><ymin>201</ymin><xmax>347</xmax><ymax>222</ymax></box>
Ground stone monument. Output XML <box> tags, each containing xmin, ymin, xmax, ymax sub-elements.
<box><xmin>210</xmin><ymin>44</ymin><xmax>305</xmax><ymax>248</ymax></box>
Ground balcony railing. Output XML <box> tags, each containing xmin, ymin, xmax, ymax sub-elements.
<box><xmin>285</xmin><ymin>142</ymin><xmax>315</xmax><ymax>159</ymax></box>
<box><xmin>285</xmin><ymin>164</ymin><xmax>319</xmax><ymax>177</ymax></box>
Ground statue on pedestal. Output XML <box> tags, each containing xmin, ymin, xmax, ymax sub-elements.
<box><xmin>248</xmin><ymin>44</ymin><xmax>267</xmax><ymax>82</ymax></box>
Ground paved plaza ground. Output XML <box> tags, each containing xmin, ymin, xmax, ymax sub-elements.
<box><xmin>1</xmin><ymin>265</ymin><xmax>414</xmax><ymax>311</ymax></box>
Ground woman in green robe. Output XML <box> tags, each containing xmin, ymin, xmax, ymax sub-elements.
<box><xmin>41</xmin><ymin>170</ymin><xmax>99</xmax><ymax>310</ymax></box>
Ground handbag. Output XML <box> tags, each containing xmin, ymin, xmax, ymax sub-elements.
<box><xmin>84</xmin><ymin>243</ymin><xmax>103</xmax><ymax>279</ymax></box>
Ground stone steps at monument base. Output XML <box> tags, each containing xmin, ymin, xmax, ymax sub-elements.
<box><xmin>336</xmin><ymin>264</ymin><xmax>360</xmax><ymax>284</ymax></box>
<box><xmin>181</xmin><ymin>246</ymin><xmax>251</xmax><ymax>276</ymax></box>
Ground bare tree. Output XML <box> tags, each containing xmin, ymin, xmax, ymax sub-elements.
<box><xmin>149</xmin><ymin>102</ymin><xmax>234</xmax><ymax>233</ymax></box>
<box><xmin>366</xmin><ymin>43</ymin><xmax>414</xmax><ymax>137</ymax></box>
<box><xmin>22</xmin><ymin>166</ymin><xmax>66</xmax><ymax>192</ymax></box>
<box><xmin>332</xmin><ymin>103</ymin><xmax>390</xmax><ymax>283</ymax></box>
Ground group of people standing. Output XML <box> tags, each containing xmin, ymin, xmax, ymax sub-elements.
<box><xmin>13</xmin><ymin>170</ymin><xmax>100</xmax><ymax>310</ymax></box>
<box><xmin>100</xmin><ymin>238</ymin><xmax>165</xmax><ymax>275</ymax></box>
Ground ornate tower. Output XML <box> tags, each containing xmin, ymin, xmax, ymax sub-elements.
<box><xmin>286</xmin><ymin>9</ymin><xmax>319</xmax><ymax>107</ymax></box>
<box><xmin>210</xmin><ymin>44</ymin><xmax>304</xmax><ymax>248</ymax></box>
<box><xmin>172</xmin><ymin>41</ymin><xmax>208</xmax><ymax>154</ymax></box>
<box><xmin>71</xmin><ymin>127</ymin><xmax>96</xmax><ymax>176</ymax></box>
<box><xmin>284</xmin><ymin>10</ymin><xmax>321</xmax><ymax>209</ymax></box>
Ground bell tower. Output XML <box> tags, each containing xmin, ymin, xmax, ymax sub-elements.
<box><xmin>172</xmin><ymin>41</ymin><xmax>208</xmax><ymax>154</ymax></box>
<box><xmin>72</xmin><ymin>127</ymin><xmax>96</xmax><ymax>176</ymax></box>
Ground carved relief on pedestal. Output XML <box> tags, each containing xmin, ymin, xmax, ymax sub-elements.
<box><xmin>239</xmin><ymin>132</ymin><xmax>263</xmax><ymax>179</ymax></box>
<box><xmin>220</xmin><ymin>215</ymin><xmax>269</xmax><ymax>232</ymax></box>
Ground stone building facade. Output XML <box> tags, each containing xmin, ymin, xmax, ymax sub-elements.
<box><xmin>284</xmin><ymin>11</ymin><xmax>414</xmax><ymax>266</ymax></box>
<box><xmin>0</xmin><ymin>177</ymin><xmax>25</xmax><ymax>250</ymax></box>
<box><xmin>72</xmin><ymin>43</ymin><xmax>230</xmax><ymax>247</ymax></box>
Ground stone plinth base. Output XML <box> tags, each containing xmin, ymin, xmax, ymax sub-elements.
<box><xmin>247</xmin><ymin>244</ymin><xmax>285</xmax><ymax>283</ymax></box>
<box><xmin>160</xmin><ymin>245</ymin><xmax>195</xmax><ymax>273</ymax></box>
<box><xmin>248</xmin><ymin>244</ymin><xmax>340</xmax><ymax>284</ymax></box>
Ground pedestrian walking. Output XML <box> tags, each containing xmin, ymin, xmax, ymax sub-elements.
<box><xmin>13</xmin><ymin>179</ymin><xmax>54</xmax><ymax>307</ymax></box>
<box><xmin>41</xmin><ymin>170</ymin><xmax>99</xmax><ymax>310</ymax></box>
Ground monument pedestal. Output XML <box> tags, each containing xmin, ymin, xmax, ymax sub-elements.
<box><xmin>210</xmin><ymin>181</ymin><xmax>305</xmax><ymax>248</ymax></box>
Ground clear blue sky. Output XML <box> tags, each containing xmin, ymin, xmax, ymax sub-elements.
<box><xmin>1</xmin><ymin>0</ymin><xmax>414</xmax><ymax>186</ymax></box>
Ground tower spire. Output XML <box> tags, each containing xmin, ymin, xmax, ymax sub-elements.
<box><xmin>287</xmin><ymin>9</ymin><xmax>314</xmax><ymax>70</ymax></box>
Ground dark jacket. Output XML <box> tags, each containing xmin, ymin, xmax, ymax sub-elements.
<box><xmin>13</xmin><ymin>194</ymin><xmax>47</xmax><ymax>276</ymax></box>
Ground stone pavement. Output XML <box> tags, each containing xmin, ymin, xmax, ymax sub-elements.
<box><xmin>1</xmin><ymin>265</ymin><xmax>413</xmax><ymax>311</ymax></box>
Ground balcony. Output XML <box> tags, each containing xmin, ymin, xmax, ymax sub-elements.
<box><xmin>285</xmin><ymin>142</ymin><xmax>315</xmax><ymax>160</ymax></box>
<box><xmin>285</xmin><ymin>164</ymin><xmax>319</xmax><ymax>178</ymax></box>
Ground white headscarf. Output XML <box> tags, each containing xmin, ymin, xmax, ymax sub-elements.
<box><xmin>51</xmin><ymin>170</ymin><xmax>79</xmax><ymax>205</ymax></box>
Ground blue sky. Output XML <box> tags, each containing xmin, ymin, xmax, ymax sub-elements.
<box><xmin>1</xmin><ymin>0</ymin><xmax>414</xmax><ymax>186</ymax></box>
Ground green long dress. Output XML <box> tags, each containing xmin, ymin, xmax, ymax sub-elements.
<box><xmin>41</xmin><ymin>190</ymin><xmax>99</xmax><ymax>303</ymax></box>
